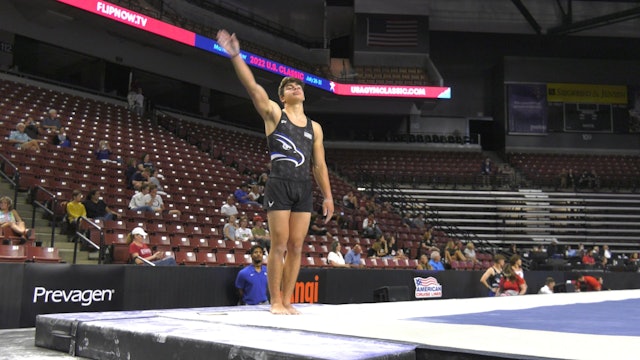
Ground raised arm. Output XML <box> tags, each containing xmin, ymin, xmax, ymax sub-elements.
<box><xmin>311</xmin><ymin>121</ymin><xmax>334</xmax><ymax>223</ymax></box>
<box><xmin>216</xmin><ymin>30</ymin><xmax>280</xmax><ymax>127</ymax></box>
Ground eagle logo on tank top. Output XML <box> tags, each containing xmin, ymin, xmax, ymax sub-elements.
<box><xmin>270</xmin><ymin>132</ymin><xmax>306</xmax><ymax>167</ymax></box>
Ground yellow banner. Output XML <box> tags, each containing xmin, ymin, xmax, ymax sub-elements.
<box><xmin>547</xmin><ymin>83</ymin><xmax>627</xmax><ymax>104</ymax></box>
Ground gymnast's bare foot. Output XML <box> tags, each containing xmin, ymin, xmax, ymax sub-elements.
<box><xmin>284</xmin><ymin>304</ymin><xmax>301</xmax><ymax>315</ymax></box>
<box><xmin>270</xmin><ymin>302</ymin><xmax>289</xmax><ymax>315</ymax></box>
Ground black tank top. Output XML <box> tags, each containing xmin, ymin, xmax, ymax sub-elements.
<box><xmin>488</xmin><ymin>267</ymin><xmax>503</xmax><ymax>288</ymax></box>
<box><xmin>267</xmin><ymin>111</ymin><xmax>314</xmax><ymax>181</ymax></box>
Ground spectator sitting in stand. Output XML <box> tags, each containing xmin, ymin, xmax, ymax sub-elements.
<box><xmin>367</xmin><ymin>233</ymin><xmax>388</xmax><ymax>258</ymax></box>
<box><xmin>147</xmin><ymin>168</ymin><xmax>166</xmax><ymax>196</ymax></box>
<box><xmin>257</xmin><ymin>172</ymin><xmax>268</xmax><ymax>187</ymax></box>
<box><xmin>83</xmin><ymin>189</ymin><xmax>120</xmax><ymax>221</ymax></box>
<box><xmin>127</xmin><ymin>227</ymin><xmax>176</xmax><ymax>266</ymax></box>
<box><xmin>124</xmin><ymin>158</ymin><xmax>138</xmax><ymax>190</ymax></box>
<box><xmin>223</xmin><ymin>214</ymin><xmax>238</xmax><ymax>241</ymax></box>
<box><xmin>234</xmin><ymin>183</ymin><xmax>260</xmax><ymax>206</ymax></box>
<box><xmin>23</xmin><ymin>116</ymin><xmax>42</xmax><ymax>139</ymax></box>
<box><xmin>248</xmin><ymin>184</ymin><xmax>263</xmax><ymax>204</ymax></box>
<box><xmin>582</xmin><ymin>249</ymin><xmax>596</xmax><ymax>266</ymax></box>
<box><xmin>65</xmin><ymin>189</ymin><xmax>87</xmax><ymax>240</ymax></box>
<box><xmin>251</xmin><ymin>215</ymin><xmax>270</xmax><ymax>251</ymax></box>
<box><xmin>0</xmin><ymin>196</ymin><xmax>32</xmax><ymax>244</ymax></box>
<box><xmin>411</xmin><ymin>213</ymin><xmax>426</xmax><ymax>229</ymax></box>
<box><xmin>362</xmin><ymin>212</ymin><xmax>382</xmax><ymax>239</ymax></box>
<box><xmin>344</xmin><ymin>244</ymin><xmax>364</xmax><ymax>268</ymax></box>
<box><xmin>129</xmin><ymin>184</ymin><xmax>153</xmax><ymax>212</ymax></box>
<box><xmin>386</xmin><ymin>233</ymin><xmax>406</xmax><ymax>259</ymax></box>
<box><xmin>444</xmin><ymin>240</ymin><xmax>467</xmax><ymax>265</ymax></box>
<box><xmin>220</xmin><ymin>195</ymin><xmax>239</xmax><ymax>217</ymax></box>
<box><xmin>428</xmin><ymin>251</ymin><xmax>445</xmax><ymax>271</ymax></box>
<box><xmin>401</xmin><ymin>213</ymin><xmax>413</xmax><ymax>228</ymax></box>
<box><xmin>95</xmin><ymin>140</ymin><xmax>119</xmax><ymax>163</ymax></box>
<box><xmin>235</xmin><ymin>217</ymin><xmax>254</xmax><ymax>242</ymax></box>
<box><xmin>308</xmin><ymin>214</ymin><xmax>328</xmax><ymax>235</ymax></box>
<box><xmin>137</xmin><ymin>153</ymin><xmax>154</xmax><ymax>172</ymax></box>
<box><xmin>416</xmin><ymin>254</ymin><xmax>433</xmax><ymax>270</ymax></box>
<box><xmin>418</xmin><ymin>226</ymin><xmax>438</xmax><ymax>259</ymax></box>
<box><xmin>131</xmin><ymin>167</ymin><xmax>150</xmax><ymax>191</ymax></box>
<box><xmin>8</xmin><ymin>122</ymin><xmax>43</xmax><ymax>151</ymax></box>
<box><xmin>145</xmin><ymin>184</ymin><xmax>180</xmax><ymax>216</ymax></box>
<box><xmin>342</xmin><ymin>191</ymin><xmax>357</xmax><ymax>210</ymax></box>
<box><xmin>51</xmin><ymin>127</ymin><xmax>72</xmax><ymax>148</ymax></box>
<box><xmin>327</xmin><ymin>240</ymin><xmax>350</xmax><ymax>268</ymax></box>
<box><xmin>444</xmin><ymin>240</ymin><xmax>466</xmax><ymax>265</ymax></box>
<box><xmin>42</xmin><ymin>108</ymin><xmax>62</xmax><ymax>131</ymax></box>
<box><xmin>464</xmin><ymin>242</ymin><xmax>480</xmax><ymax>263</ymax></box>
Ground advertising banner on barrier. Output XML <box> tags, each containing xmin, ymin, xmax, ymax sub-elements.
<box><xmin>20</xmin><ymin>264</ymin><xmax>124</xmax><ymax>327</ymax></box>
<box><xmin>293</xmin><ymin>269</ymin><xmax>327</xmax><ymax>304</ymax></box>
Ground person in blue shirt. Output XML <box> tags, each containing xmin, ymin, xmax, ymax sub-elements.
<box><xmin>235</xmin><ymin>244</ymin><xmax>269</xmax><ymax>305</ymax></box>
<box><xmin>428</xmin><ymin>251</ymin><xmax>445</xmax><ymax>271</ymax></box>
<box><xmin>344</xmin><ymin>244</ymin><xmax>364</xmax><ymax>268</ymax></box>
<box><xmin>8</xmin><ymin>122</ymin><xmax>42</xmax><ymax>151</ymax></box>
<box><xmin>234</xmin><ymin>183</ymin><xmax>260</xmax><ymax>206</ymax></box>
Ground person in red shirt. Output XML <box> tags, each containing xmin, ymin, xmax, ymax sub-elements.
<box><xmin>577</xmin><ymin>275</ymin><xmax>602</xmax><ymax>291</ymax></box>
<box><xmin>497</xmin><ymin>265</ymin><xmax>527</xmax><ymax>296</ymax></box>
<box><xmin>582</xmin><ymin>250</ymin><xmax>596</xmax><ymax>265</ymax></box>
<box><xmin>127</xmin><ymin>227</ymin><xmax>176</xmax><ymax>266</ymax></box>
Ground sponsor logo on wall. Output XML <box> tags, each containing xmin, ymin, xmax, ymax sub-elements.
<box><xmin>32</xmin><ymin>286</ymin><xmax>116</xmax><ymax>307</ymax></box>
<box><xmin>291</xmin><ymin>274</ymin><xmax>320</xmax><ymax>304</ymax></box>
<box><xmin>413</xmin><ymin>276</ymin><xmax>442</xmax><ymax>298</ymax></box>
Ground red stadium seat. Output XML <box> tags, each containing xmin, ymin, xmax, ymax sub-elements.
<box><xmin>0</xmin><ymin>244</ymin><xmax>27</xmax><ymax>262</ymax></box>
<box><xmin>26</xmin><ymin>246</ymin><xmax>62</xmax><ymax>263</ymax></box>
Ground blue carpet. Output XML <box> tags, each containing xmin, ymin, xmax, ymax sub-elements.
<box><xmin>409</xmin><ymin>298</ymin><xmax>640</xmax><ymax>336</ymax></box>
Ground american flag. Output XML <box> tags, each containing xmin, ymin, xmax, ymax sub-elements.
<box><xmin>367</xmin><ymin>17</ymin><xmax>419</xmax><ymax>47</ymax></box>
<box><xmin>414</xmin><ymin>277</ymin><xmax>440</xmax><ymax>287</ymax></box>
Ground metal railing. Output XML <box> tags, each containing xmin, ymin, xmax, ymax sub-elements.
<box><xmin>30</xmin><ymin>186</ymin><xmax>58</xmax><ymax>248</ymax></box>
<box><xmin>74</xmin><ymin>217</ymin><xmax>104</xmax><ymax>265</ymax></box>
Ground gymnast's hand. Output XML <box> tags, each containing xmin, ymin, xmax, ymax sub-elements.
<box><xmin>322</xmin><ymin>198</ymin><xmax>334</xmax><ymax>224</ymax></box>
<box><xmin>216</xmin><ymin>29</ymin><xmax>240</xmax><ymax>58</ymax></box>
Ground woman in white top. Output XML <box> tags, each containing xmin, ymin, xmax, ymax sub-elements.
<box><xmin>327</xmin><ymin>240</ymin><xmax>350</xmax><ymax>268</ymax></box>
<box><xmin>248</xmin><ymin>184</ymin><xmax>261</xmax><ymax>203</ymax></box>
<box><xmin>235</xmin><ymin>217</ymin><xmax>254</xmax><ymax>242</ymax></box>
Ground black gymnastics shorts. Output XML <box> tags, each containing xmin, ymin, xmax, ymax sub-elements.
<box><xmin>263</xmin><ymin>178</ymin><xmax>313</xmax><ymax>213</ymax></box>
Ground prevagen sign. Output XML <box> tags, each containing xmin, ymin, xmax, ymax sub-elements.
<box><xmin>33</xmin><ymin>286</ymin><xmax>116</xmax><ymax>307</ymax></box>
<box><xmin>56</xmin><ymin>0</ymin><xmax>451</xmax><ymax>99</ymax></box>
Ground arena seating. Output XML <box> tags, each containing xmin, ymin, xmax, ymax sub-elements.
<box><xmin>508</xmin><ymin>152</ymin><xmax>640</xmax><ymax>190</ymax></box>
<box><xmin>325</xmin><ymin>148</ymin><xmax>485</xmax><ymax>186</ymax></box>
